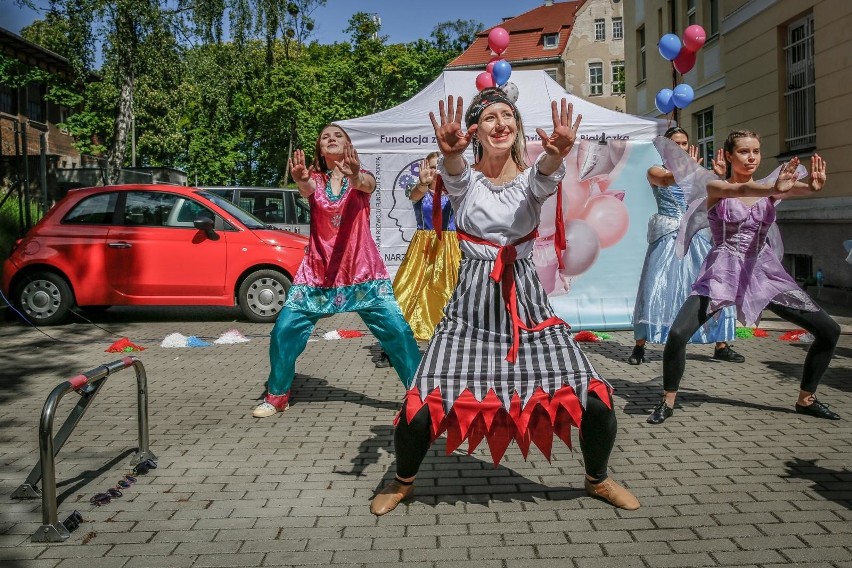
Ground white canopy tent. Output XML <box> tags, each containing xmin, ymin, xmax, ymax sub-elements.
<box><xmin>336</xmin><ymin>70</ymin><xmax>669</xmax><ymax>329</ymax></box>
<box><xmin>339</xmin><ymin>69</ymin><xmax>667</xmax><ymax>153</ymax></box>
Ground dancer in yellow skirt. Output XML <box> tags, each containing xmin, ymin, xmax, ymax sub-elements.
<box><xmin>392</xmin><ymin>152</ymin><xmax>462</xmax><ymax>341</ymax></box>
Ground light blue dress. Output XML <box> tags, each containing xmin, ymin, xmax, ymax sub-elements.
<box><xmin>632</xmin><ymin>183</ymin><xmax>736</xmax><ymax>343</ymax></box>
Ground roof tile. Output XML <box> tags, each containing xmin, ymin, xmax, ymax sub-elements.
<box><xmin>448</xmin><ymin>0</ymin><xmax>585</xmax><ymax>68</ymax></box>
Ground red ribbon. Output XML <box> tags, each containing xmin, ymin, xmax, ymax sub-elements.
<box><xmin>554</xmin><ymin>182</ymin><xmax>565</xmax><ymax>269</ymax></box>
<box><xmin>432</xmin><ymin>175</ymin><xmax>445</xmax><ymax>240</ymax></box>
<box><xmin>457</xmin><ymin>228</ymin><xmax>566</xmax><ymax>363</ymax></box>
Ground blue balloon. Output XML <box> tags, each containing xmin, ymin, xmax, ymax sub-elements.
<box><xmin>655</xmin><ymin>88</ymin><xmax>675</xmax><ymax>114</ymax></box>
<box><xmin>672</xmin><ymin>83</ymin><xmax>695</xmax><ymax>108</ymax></box>
<box><xmin>658</xmin><ymin>33</ymin><xmax>682</xmax><ymax>61</ymax></box>
<box><xmin>492</xmin><ymin>59</ymin><xmax>512</xmax><ymax>86</ymax></box>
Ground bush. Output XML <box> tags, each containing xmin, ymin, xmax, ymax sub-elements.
<box><xmin>0</xmin><ymin>195</ymin><xmax>41</xmax><ymax>258</ymax></box>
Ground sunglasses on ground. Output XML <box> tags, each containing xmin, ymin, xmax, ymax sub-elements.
<box><xmin>89</xmin><ymin>459</ymin><xmax>157</xmax><ymax>507</ymax></box>
<box><xmin>89</xmin><ymin>487</ymin><xmax>122</xmax><ymax>506</ymax></box>
<box><xmin>62</xmin><ymin>510</ymin><xmax>83</xmax><ymax>532</ymax></box>
<box><xmin>132</xmin><ymin>458</ymin><xmax>158</xmax><ymax>476</ymax></box>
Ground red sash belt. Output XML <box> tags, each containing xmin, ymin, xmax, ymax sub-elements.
<box><xmin>432</xmin><ymin>175</ymin><xmax>446</xmax><ymax>240</ymax></box>
<box><xmin>457</xmin><ymin>228</ymin><xmax>567</xmax><ymax>364</ymax></box>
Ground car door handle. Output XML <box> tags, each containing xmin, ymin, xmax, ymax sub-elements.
<box><xmin>108</xmin><ymin>242</ymin><xmax>132</xmax><ymax>249</ymax></box>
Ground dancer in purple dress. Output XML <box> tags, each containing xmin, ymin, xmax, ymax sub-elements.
<box><xmin>648</xmin><ymin>130</ymin><xmax>841</xmax><ymax>424</ymax></box>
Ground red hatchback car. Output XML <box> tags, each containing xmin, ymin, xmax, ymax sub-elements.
<box><xmin>1</xmin><ymin>184</ymin><xmax>308</xmax><ymax>325</ymax></box>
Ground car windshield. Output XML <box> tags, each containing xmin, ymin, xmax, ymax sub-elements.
<box><xmin>196</xmin><ymin>191</ymin><xmax>266</xmax><ymax>229</ymax></box>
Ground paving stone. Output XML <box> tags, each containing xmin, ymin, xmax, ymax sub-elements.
<box><xmin>1</xmin><ymin>312</ymin><xmax>851</xmax><ymax>568</ymax></box>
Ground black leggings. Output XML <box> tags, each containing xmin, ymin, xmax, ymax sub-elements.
<box><xmin>663</xmin><ymin>295</ymin><xmax>840</xmax><ymax>393</ymax></box>
<box><xmin>394</xmin><ymin>391</ymin><xmax>617</xmax><ymax>480</ymax></box>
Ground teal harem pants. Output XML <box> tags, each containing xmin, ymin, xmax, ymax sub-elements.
<box><xmin>264</xmin><ymin>290</ymin><xmax>422</xmax><ymax>410</ymax></box>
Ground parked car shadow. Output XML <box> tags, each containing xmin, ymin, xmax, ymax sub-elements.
<box><xmin>69</xmin><ymin>305</ymin><xmax>248</xmax><ymax>324</ymax></box>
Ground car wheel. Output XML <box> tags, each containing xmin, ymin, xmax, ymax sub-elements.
<box><xmin>237</xmin><ymin>269</ymin><xmax>291</xmax><ymax>323</ymax></box>
<box><xmin>15</xmin><ymin>272</ymin><xmax>74</xmax><ymax>325</ymax></box>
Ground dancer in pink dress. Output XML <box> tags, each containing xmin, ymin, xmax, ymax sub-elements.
<box><xmin>253</xmin><ymin>124</ymin><xmax>421</xmax><ymax>418</ymax></box>
<box><xmin>648</xmin><ymin>130</ymin><xmax>841</xmax><ymax>424</ymax></box>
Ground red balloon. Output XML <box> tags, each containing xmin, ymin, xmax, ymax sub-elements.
<box><xmin>486</xmin><ymin>57</ymin><xmax>500</xmax><ymax>74</ymax></box>
<box><xmin>488</xmin><ymin>27</ymin><xmax>510</xmax><ymax>55</ymax></box>
<box><xmin>475</xmin><ymin>71</ymin><xmax>495</xmax><ymax>91</ymax></box>
<box><xmin>683</xmin><ymin>24</ymin><xmax>707</xmax><ymax>52</ymax></box>
<box><xmin>673</xmin><ymin>48</ymin><xmax>696</xmax><ymax>74</ymax></box>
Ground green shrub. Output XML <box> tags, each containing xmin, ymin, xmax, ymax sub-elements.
<box><xmin>0</xmin><ymin>196</ymin><xmax>41</xmax><ymax>258</ymax></box>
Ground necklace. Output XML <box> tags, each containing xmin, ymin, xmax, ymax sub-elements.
<box><xmin>488</xmin><ymin>170</ymin><xmax>519</xmax><ymax>186</ymax></box>
<box><xmin>324</xmin><ymin>171</ymin><xmax>348</xmax><ymax>202</ymax></box>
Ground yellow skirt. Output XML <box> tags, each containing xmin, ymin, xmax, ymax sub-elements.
<box><xmin>393</xmin><ymin>230</ymin><xmax>461</xmax><ymax>341</ymax></box>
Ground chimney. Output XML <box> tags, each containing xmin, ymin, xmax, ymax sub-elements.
<box><xmin>545</xmin><ymin>0</ymin><xmax>554</xmax><ymax>5</ymax></box>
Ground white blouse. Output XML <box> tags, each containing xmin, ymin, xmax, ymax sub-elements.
<box><xmin>438</xmin><ymin>154</ymin><xmax>566</xmax><ymax>260</ymax></box>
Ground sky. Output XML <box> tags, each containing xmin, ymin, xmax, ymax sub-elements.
<box><xmin>2</xmin><ymin>0</ymin><xmax>565</xmax><ymax>45</ymax></box>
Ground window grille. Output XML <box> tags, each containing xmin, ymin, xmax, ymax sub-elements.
<box><xmin>695</xmin><ymin>108</ymin><xmax>715</xmax><ymax>169</ymax></box>
<box><xmin>784</xmin><ymin>14</ymin><xmax>816</xmax><ymax>150</ymax></box>
<box><xmin>589</xmin><ymin>62</ymin><xmax>603</xmax><ymax>95</ymax></box>
<box><xmin>611</xmin><ymin>61</ymin><xmax>625</xmax><ymax>94</ymax></box>
<box><xmin>612</xmin><ymin>17</ymin><xmax>623</xmax><ymax>40</ymax></box>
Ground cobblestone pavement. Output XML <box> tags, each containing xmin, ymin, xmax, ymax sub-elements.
<box><xmin>0</xmin><ymin>304</ymin><xmax>850</xmax><ymax>568</ymax></box>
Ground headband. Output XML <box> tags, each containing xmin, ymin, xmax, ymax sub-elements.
<box><xmin>465</xmin><ymin>89</ymin><xmax>519</xmax><ymax>128</ymax></box>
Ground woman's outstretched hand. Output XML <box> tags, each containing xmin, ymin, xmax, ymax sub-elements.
<box><xmin>289</xmin><ymin>149</ymin><xmax>311</xmax><ymax>183</ymax></box>
<box><xmin>429</xmin><ymin>95</ymin><xmax>475</xmax><ymax>158</ymax></box>
<box><xmin>688</xmin><ymin>145</ymin><xmax>703</xmax><ymax>165</ymax></box>
<box><xmin>774</xmin><ymin>156</ymin><xmax>800</xmax><ymax>194</ymax></box>
<box><xmin>334</xmin><ymin>142</ymin><xmax>362</xmax><ymax>177</ymax></box>
<box><xmin>711</xmin><ymin>148</ymin><xmax>727</xmax><ymax>177</ymax></box>
<box><xmin>536</xmin><ymin>99</ymin><xmax>582</xmax><ymax>158</ymax></box>
<box><xmin>418</xmin><ymin>158</ymin><xmax>435</xmax><ymax>186</ymax></box>
<box><xmin>809</xmin><ymin>153</ymin><xmax>826</xmax><ymax>192</ymax></box>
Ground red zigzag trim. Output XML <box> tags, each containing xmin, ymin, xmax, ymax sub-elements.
<box><xmin>395</xmin><ymin>381</ymin><xmax>612</xmax><ymax>466</ymax></box>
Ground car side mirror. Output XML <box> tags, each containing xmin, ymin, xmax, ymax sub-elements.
<box><xmin>193</xmin><ymin>217</ymin><xmax>219</xmax><ymax>240</ymax></box>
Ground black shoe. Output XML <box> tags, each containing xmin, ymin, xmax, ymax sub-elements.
<box><xmin>647</xmin><ymin>399</ymin><xmax>674</xmax><ymax>424</ymax></box>
<box><xmin>712</xmin><ymin>345</ymin><xmax>745</xmax><ymax>363</ymax></box>
<box><xmin>628</xmin><ymin>345</ymin><xmax>645</xmax><ymax>365</ymax></box>
<box><xmin>795</xmin><ymin>398</ymin><xmax>841</xmax><ymax>420</ymax></box>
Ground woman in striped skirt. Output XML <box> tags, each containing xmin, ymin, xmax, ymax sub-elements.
<box><xmin>370</xmin><ymin>88</ymin><xmax>640</xmax><ymax>515</ymax></box>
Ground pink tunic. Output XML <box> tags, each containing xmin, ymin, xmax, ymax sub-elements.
<box><xmin>294</xmin><ymin>170</ymin><xmax>389</xmax><ymax>288</ymax></box>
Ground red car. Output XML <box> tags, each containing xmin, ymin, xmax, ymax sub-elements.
<box><xmin>1</xmin><ymin>184</ymin><xmax>308</xmax><ymax>325</ymax></box>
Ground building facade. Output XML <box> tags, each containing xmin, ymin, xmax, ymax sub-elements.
<box><xmin>562</xmin><ymin>0</ymin><xmax>626</xmax><ymax>111</ymax></box>
<box><xmin>0</xmin><ymin>27</ymin><xmax>82</xmax><ymax>207</ymax></box>
<box><xmin>624</xmin><ymin>0</ymin><xmax>852</xmax><ymax>296</ymax></box>
<box><xmin>447</xmin><ymin>0</ymin><xmax>627</xmax><ymax>111</ymax></box>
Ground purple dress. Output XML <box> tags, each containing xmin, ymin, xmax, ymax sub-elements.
<box><xmin>691</xmin><ymin>196</ymin><xmax>818</xmax><ymax>326</ymax></box>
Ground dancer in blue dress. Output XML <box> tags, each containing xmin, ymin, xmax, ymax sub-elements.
<box><xmin>629</xmin><ymin>127</ymin><xmax>742</xmax><ymax>366</ymax></box>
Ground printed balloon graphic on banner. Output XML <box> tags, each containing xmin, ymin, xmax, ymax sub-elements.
<box><xmin>561</xmin><ymin>220</ymin><xmax>601</xmax><ymax>276</ymax></box>
<box><xmin>581</xmin><ymin>194</ymin><xmax>629</xmax><ymax>248</ymax></box>
<box><xmin>532</xmin><ymin>141</ymin><xmax>632</xmax><ymax>295</ymax></box>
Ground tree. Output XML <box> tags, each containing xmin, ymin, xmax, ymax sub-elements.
<box><xmin>14</xmin><ymin>0</ymin><xmax>324</xmax><ymax>184</ymax></box>
<box><xmin>431</xmin><ymin>19</ymin><xmax>483</xmax><ymax>53</ymax></box>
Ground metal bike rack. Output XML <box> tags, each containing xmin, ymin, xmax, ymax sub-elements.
<box><xmin>11</xmin><ymin>356</ymin><xmax>156</xmax><ymax>542</ymax></box>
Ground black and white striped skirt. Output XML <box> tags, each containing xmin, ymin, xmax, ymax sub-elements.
<box><xmin>400</xmin><ymin>256</ymin><xmax>612</xmax><ymax>464</ymax></box>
